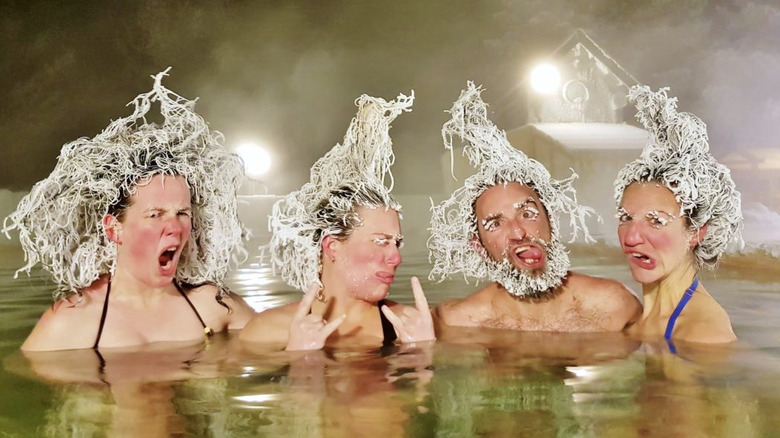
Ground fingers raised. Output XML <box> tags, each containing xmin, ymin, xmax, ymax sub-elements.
<box><xmin>294</xmin><ymin>283</ymin><xmax>319</xmax><ymax>321</ymax></box>
<box><xmin>410</xmin><ymin>277</ymin><xmax>431</xmax><ymax>314</ymax></box>
<box><xmin>322</xmin><ymin>314</ymin><xmax>347</xmax><ymax>337</ymax></box>
<box><xmin>381</xmin><ymin>305</ymin><xmax>404</xmax><ymax>333</ymax></box>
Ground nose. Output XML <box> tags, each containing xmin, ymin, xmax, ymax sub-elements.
<box><xmin>619</xmin><ymin>221</ymin><xmax>643</xmax><ymax>247</ymax></box>
<box><xmin>507</xmin><ymin>219</ymin><xmax>527</xmax><ymax>241</ymax></box>
<box><xmin>164</xmin><ymin>215</ymin><xmax>185</xmax><ymax>236</ymax></box>
<box><xmin>385</xmin><ymin>246</ymin><xmax>402</xmax><ymax>267</ymax></box>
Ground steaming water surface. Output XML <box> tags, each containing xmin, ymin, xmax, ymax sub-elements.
<box><xmin>2</xmin><ymin>246</ymin><xmax>780</xmax><ymax>437</ymax></box>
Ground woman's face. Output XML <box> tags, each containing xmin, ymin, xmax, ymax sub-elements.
<box><xmin>330</xmin><ymin>206</ymin><xmax>403</xmax><ymax>302</ymax></box>
<box><xmin>617</xmin><ymin>182</ymin><xmax>696</xmax><ymax>285</ymax></box>
<box><xmin>107</xmin><ymin>174</ymin><xmax>193</xmax><ymax>287</ymax></box>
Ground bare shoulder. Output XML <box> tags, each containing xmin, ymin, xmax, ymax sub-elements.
<box><xmin>568</xmin><ymin>272</ymin><xmax>639</xmax><ymax>303</ymax></box>
<box><xmin>434</xmin><ymin>285</ymin><xmax>497</xmax><ymax>327</ymax></box>
<box><xmin>238</xmin><ymin>301</ymin><xmax>298</xmax><ymax>344</ymax></box>
<box><xmin>187</xmin><ymin>284</ymin><xmax>256</xmax><ymax>330</ymax></box>
<box><xmin>22</xmin><ymin>283</ymin><xmax>107</xmax><ymax>352</ymax></box>
<box><xmin>678</xmin><ymin>294</ymin><xmax>736</xmax><ymax>344</ymax></box>
<box><xmin>567</xmin><ymin>272</ymin><xmax>642</xmax><ymax>328</ymax></box>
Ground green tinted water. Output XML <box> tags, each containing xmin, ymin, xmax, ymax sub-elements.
<box><xmin>2</xmin><ymin>246</ymin><xmax>780</xmax><ymax>437</ymax></box>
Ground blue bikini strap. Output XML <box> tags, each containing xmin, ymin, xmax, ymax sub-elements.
<box><xmin>664</xmin><ymin>277</ymin><xmax>699</xmax><ymax>342</ymax></box>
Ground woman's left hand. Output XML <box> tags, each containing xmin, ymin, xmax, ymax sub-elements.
<box><xmin>381</xmin><ymin>276</ymin><xmax>436</xmax><ymax>343</ymax></box>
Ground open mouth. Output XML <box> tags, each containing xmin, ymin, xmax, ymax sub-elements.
<box><xmin>627</xmin><ymin>251</ymin><xmax>655</xmax><ymax>268</ymax></box>
<box><xmin>510</xmin><ymin>244</ymin><xmax>545</xmax><ymax>267</ymax></box>
<box><xmin>158</xmin><ymin>246</ymin><xmax>179</xmax><ymax>271</ymax></box>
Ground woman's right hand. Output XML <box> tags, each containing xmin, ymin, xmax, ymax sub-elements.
<box><xmin>285</xmin><ymin>284</ymin><xmax>346</xmax><ymax>351</ymax></box>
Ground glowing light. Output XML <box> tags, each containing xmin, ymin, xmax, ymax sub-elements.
<box><xmin>529</xmin><ymin>64</ymin><xmax>561</xmax><ymax>95</ymax></box>
<box><xmin>234</xmin><ymin>394</ymin><xmax>279</xmax><ymax>403</ymax></box>
<box><xmin>236</xmin><ymin>142</ymin><xmax>272</xmax><ymax>178</ymax></box>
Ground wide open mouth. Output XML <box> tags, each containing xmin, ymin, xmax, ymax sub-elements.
<box><xmin>158</xmin><ymin>246</ymin><xmax>179</xmax><ymax>270</ymax></box>
<box><xmin>508</xmin><ymin>243</ymin><xmax>546</xmax><ymax>269</ymax></box>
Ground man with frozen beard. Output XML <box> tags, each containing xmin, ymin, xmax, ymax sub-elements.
<box><xmin>429</xmin><ymin>82</ymin><xmax>640</xmax><ymax>332</ymax></box>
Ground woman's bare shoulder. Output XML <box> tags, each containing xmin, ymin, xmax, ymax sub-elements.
<box><xmin>186</xmin><ymin>283</ymin><xmax>256</xmax><ymax>330</ymax></box>
<box><xmin>22</xmin><ymin>281</ymin><xmax>108</xmax><ymax>352</ymax></box>
<box><xmin>678</xmin><ymin>294</ymin><xmax>736</xmax><ymax>344</ymax></box>
<box><xmin>238</xmin><ymin>302</ymin><xmax>299</xmax><ymax>344</ymax></box>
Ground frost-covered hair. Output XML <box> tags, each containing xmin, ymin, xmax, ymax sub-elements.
<box><xmin>268</xmin><ymin>92</ymin><xmax>413</xmax><ymax>291</ymax></box>
<box><xmin>428</xmin><ymin>82</ymin><xmax>595</xmax><ymax>297</ymax></box>
<box><xmin>614</xmin><ymin>86</ymin><xmax>743</xmax><ymax>270</ymax></box>
<box><xmin>3</xmin><ymin>69</ymin><xmax>247</xmax><ymax>300</ymax></box>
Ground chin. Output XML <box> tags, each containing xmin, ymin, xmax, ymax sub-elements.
<box><xmin>628</xmin><ymin>268</ymin><xmax>660</xmax><ymax>286</ymax></box>
<box><xmin>352</xmin><ymin>284</ymin><xmax>390</xmax><ymax>303</ymax></box>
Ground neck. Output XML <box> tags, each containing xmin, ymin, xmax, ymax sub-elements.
<box><xmin>109</xmin><ymin>267</ymin><xmax>177</xmax><ymax>306</ymax></box>
<box><xmin>640</xmin><ymin>263</ymin><xmax>698</xmax><ymax>316</ymax></box>
<box><xmin>314</xmin><ymin>269</ymin><xmax>377</xmax><ymax>320</ymax></box>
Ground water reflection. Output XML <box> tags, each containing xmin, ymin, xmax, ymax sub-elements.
<box><xmin>3</xmin><ymin>251</ymin><xmax>780</xmax><ymax>436</ymax></box>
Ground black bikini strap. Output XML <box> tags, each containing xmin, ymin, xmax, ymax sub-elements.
<box><xmin>93</xmin><ymin>279</ymin><xmax>111</xmax><ymax>350</ymax></box>
<box><xmin>174</xmin><ymin>281</ymin><xmax>213</xmax><ymax>337</ymax></box>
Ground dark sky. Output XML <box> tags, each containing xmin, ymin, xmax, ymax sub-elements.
<box><xmin>1</xmin><ymin>0</ymin><xmax>778</xmax><ymax>194</ymax></box>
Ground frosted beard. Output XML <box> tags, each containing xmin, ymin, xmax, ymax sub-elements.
<box><xmin>482</xmin><ymin>235</ymin><xmax>570</xmax><ymax>300</ymax></box>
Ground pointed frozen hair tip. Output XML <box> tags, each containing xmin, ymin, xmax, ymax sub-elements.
<box><xmin>614</xmin><ymin>85</ymin><xmax>743</xmax><ymax>269</ymax></box>
<box><xmin>267</xmin><ymin>91</ymin><xmax>413</xmax><ymax>291</ymax></box>
<box><xmin>3</xmin><ymin>68</ymin><xmax>248</xmax><ymax>300</ymax></box>
<box><xmin>428</xmin><ymin>81</ymin><xmax>596</xmax><ymax>285</ymax></box>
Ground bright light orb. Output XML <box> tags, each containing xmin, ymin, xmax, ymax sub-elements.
<box><xmin>236</xmin><ymin>142</ymin><xmax>272</xmax><ymax>179</ymax></box>
<box><xmin>530</xmin><ymin>64</ymin><xmax>561</xmax><ymax>95</ymax></box>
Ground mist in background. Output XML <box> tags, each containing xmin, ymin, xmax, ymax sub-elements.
<box><xmin>1</xmin><ymin>0</ymin><xmax>778</xmax><ymax>197</ymax></box>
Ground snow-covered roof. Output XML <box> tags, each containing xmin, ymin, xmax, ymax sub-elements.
<box><xmin>512</xmin><ymin>123</ymin><xmax>648</xmax><ymax>152</ymax></box>
<box><xmin>554</xmin><ymin>29</ymin><xmax>640</xmax><ymax>88</ymax></box>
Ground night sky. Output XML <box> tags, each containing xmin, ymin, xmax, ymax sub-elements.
<box><xmin>2</xmin><ymin>0</ymin><xmax>778</xmax><ymax>195</ymax></box>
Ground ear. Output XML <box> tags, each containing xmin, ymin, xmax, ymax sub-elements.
<box><xmin>470</xmin><ymin>235</ymin><xmax>486</xmax><ymax>257</ymax></box>
<box><xmin>689</xmin><ymin>223</ymin><xmax>708</xmax><ymax>249</ymax></box>
<box><xmin>103</xmin><ymin>214</ymin><xmax>122</xmax><ymax>245</ymax></box>
<box><xmin>321</xmin><ymin>235</ymin><xmax>339</xmax><ymax>261</ymax></box>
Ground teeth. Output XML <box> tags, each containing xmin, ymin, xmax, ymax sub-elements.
<box><xmin>523</xmin><ymin>258</ymin><xmax>535</xmax><ymax>264</ymax></box>
<box><xmin>629</xmin><ymin>253</ymin><xmax>652</xmax><ymax>264</ymax></box>
<box><xmin>514</xmin><ymin>245</ymin><xmax>530</xmax><ymax>255</ymax></box>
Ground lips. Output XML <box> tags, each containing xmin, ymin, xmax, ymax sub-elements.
<box><xmin>625</xmin><ymin>250</ymin><xmax>656</xmax><ymax>270</ymax></box>
<box><xmin>509</xmin><ymin>244</ymin><xmax>545</xmax><ymax>268</ymax></box>
<box><xmin>376</xmin><ymin>271</ymin><xmax>395</xmax><ymax>285</ymax></box>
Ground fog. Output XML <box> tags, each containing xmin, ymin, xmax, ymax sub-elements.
<box><xmin>1</xmin><ymin>0</ymin><xmax>778</xmax><ymax>198</ymax></box>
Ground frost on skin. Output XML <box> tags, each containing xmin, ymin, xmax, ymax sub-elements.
<box><xmin>428</xmin><ymin>82</ymin><xmax>597</xmax><ymax>298</ymax></box>
<box><xmin>613</xmin><ymin>86</ymin><xmax>743</xmax><ymax>269</ymax></box>
<box><xmin>616</xmin><ymin>206</ymin><xmax>677</xmax><ymax>230</ymax></box>
<box><xmin>2</xmin><ymin>68</ymin><xmax>247</xmax><ymax>300</ymax></box>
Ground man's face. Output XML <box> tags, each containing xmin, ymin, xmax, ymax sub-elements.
<box><xmin>474</xmin><ymin>182</ymin><xmax>552</xmax><ymax>271</ymax></box>
<box><xmin>473</xmin><ymin>182</ymin><xmax>568</xmax><ymax>298</ymax></box>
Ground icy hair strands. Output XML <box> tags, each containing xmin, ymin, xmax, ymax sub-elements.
<box><xmin>267</xmin><ymin>92</ymin><xmax>413</xmax><ymax>291</ymax></box>
<box><xmin>428</xmin><ymin>82</ymin><xmax>595</xmax><ymax>297</ymax></box>
<box><xmin>3</xmin><ymin>68</ymin><xmax>247</xmax><ymax>299</ymax></box>
<box><xmin>614</xmin><ymin>86</ymin><xmax>743</xmax><ymax>269</ymax></box>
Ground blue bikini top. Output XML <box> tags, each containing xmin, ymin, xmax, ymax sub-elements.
<box><xmin>664</xmin><ymin>277</ymin><xmax>699</xmax><ymax>353</ymax></box>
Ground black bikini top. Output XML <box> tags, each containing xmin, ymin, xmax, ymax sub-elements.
<box><xmin>93</xmin><ymin>279</ymin><xmax>212</xmax><ymax>349</ymax></box>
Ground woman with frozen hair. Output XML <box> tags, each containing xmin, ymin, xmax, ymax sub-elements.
<box><xmin>6</xmin><ymin>70</ymin><xmax>255</xmax><ymax>352</ymax></box>
<box><xmin>239</xmin><ymin>92</ymin><xmax>435</xmax><ymax>350</ymax></box>
<box><xmin>614</xmin><ymin>86</ymin><xmax>743</xmax><ymax>348</ymax></box>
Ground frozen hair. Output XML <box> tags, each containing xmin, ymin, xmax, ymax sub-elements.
<box><xmin>428</xmin><ymin>82</ymin><xmax>595</xmax><ymax>294</ymax></box>
<box><xmin>267</xmin><ymin>92</ymin><xmax>413</xmax><ymax>291</ymax></box>
<box><xmin>614</xmin><ymin>86</ymin><xmax>743</xmax><ymax>269</ymax></box>
<box><xmin>3</xmin><ymin>69</ymin><xmax>247</xmax><ymax>300</ymax></box>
